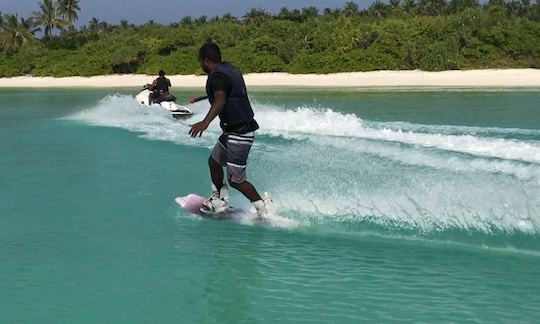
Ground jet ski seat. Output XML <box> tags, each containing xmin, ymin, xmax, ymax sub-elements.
<box><xmin>153</xmin><ymin>94</ymin><xmax>177</xmax><ymax>103</ymax></box>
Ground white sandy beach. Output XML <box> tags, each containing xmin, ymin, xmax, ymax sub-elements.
<box><xmin>0</xmin><ymin>69</ymin><xmax>539</xmax><ymax>88</ymax></box>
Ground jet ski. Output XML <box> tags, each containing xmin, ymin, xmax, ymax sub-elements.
<box><xmin>135</xmin><ymin>85</ymin><xmax>193</xmax><ymax>119</ymax></box>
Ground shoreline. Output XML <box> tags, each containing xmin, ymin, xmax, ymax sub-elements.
<box><xmin>0</xmin><ymin>69</ymin><xmax>539</xmax><ymax>88</ymax></box>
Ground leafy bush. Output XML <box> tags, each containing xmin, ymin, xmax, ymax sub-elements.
<box><xmin>1</xmin><ymin>2</ymin><xmax>539</xmax><ymax>77</ymax></box>
<box><xmin>0</xmin><ymin>53</ymin><xmax>25</xmax><ymax>77</ymax></box>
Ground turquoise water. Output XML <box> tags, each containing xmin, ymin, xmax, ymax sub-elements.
<box><xmin>2</xmin><ymin>88</ymin><xmax>540</xmax><ymax>322</ymax></box>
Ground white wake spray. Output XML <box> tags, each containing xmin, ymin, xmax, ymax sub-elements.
<box><xmin>70</xmin><ymin>95</ymin><xmax>540</xmax><ymax>235</ymax></box>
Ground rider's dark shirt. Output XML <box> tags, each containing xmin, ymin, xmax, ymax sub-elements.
<box><xmin>207</xmin><ymin>72</ymin><xmax>258</xmax><ymax>134</ymax></box>
<box><xmin>154</xmin><ymin>77</ymin><xmax>171</xmax><ymax>93</ymax></box>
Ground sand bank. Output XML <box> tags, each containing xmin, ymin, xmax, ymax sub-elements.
<box><xmin>0</xmin><ymin>69</ymin><xmax>539</xmax><ymax>88</ymax></box>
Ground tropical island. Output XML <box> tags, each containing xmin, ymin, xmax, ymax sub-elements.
<box><xmin>0</xmin><ymin>0</ymin><xmax>539</xmax><ymax>80</ymax></box>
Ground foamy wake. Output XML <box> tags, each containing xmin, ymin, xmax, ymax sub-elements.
<box><xmin>70</xmin><ymin>95</ymin><xmax>540</xmax><ymax>235</ymax></box>
<box><xmin>71</xmin><ymin>95</ymin><xmax>540</xmax><ymax>167</ymax></box>
<box><xmin>255</xmin><ymin>105</ymin><xmax>540</xmax><ymax>164</ymax></box>
<box><xmin>365</xmin><ymin>120</ymin><xmax>540</xmax><ymax>138</ymax></box>
<box><xmin>69</xmin><ymin>94</ymin><xmax>221</xmax><ymax>147</ymax></box>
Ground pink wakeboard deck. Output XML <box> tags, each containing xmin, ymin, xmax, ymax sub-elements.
<box><xmin>174</xmin><ymin>194</ymin><xmax>236</xmax><ymax>219</ymax></box>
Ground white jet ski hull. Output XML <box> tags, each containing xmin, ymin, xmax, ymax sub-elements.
<box><xmin>135</xmin><ymin>89</ymin><xmax>193</xmax><ymax>119</ymax></box>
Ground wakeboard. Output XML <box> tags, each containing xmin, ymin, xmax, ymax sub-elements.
<box><xmin>174</xmin><ymin>194</ymin><xmax>298</xmax><ymax>227</ymax></box>
<box><xmin>174</xmin><ymin>194</ymin><xmax>250</xmax><ymax>220</ymax></box>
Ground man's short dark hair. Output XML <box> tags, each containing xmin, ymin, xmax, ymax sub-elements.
<box><xmin>158</xmin><ymin>70</ymin><xmax>165</xmax><ymax>77</ymax></box>
<box><xmin>198</xmin><ymin>42</ymin><xmax>222</xmax><ymax>63</ymax></box>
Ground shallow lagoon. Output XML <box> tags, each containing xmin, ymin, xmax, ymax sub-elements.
<box><xmin>2</xmin><ymin>88</ymin><xmax>540</xmax><ymax>322</ymax></box>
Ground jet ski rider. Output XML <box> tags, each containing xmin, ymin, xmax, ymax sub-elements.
<box><xmin>147</xmin><ymin>70</ymin><xmax>171</xmax><ymax>105</ymax></box>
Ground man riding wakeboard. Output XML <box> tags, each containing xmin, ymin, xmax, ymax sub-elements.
<box><xmin>189</xmin><ymin>42</ymin><xmax>274</xmax><ymax>218</ymax></box>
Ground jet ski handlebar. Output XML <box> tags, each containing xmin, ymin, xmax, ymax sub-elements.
<box><xmin>189</xmin><ymin>95</ymin><xmax>209</xmax><ymax>104</ymax></box>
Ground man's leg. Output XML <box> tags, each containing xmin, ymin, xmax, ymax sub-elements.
<box><xmin>225</xmin><ymin>132</ymin><xmax>260</xmax><ymax>201</ymax></box>
<box><xmin>208</xmin><ymin>156</ymin><xmax>224</xmax><ymax>190</ymax></box>
<box><xmin>225</xmin><ymin>132</ymin><xmax>275</xmax><ymax>218</ymax></box>
<box><xmin>200</xmin><ymin>141</ymin><xmax>229</xmax><ymax>214</ymax></box>
<box><xmin>230</xmin><ymin>177</ymin><xmax>271</xmax><ymax>218</ymax></box>
<box><xmin>229</xmin><ymin>180</ymin><xmax>261</xmax><ymax>202</ymax></box>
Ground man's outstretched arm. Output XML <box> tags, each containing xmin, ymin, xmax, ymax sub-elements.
<box><xmin>189</xmin><ymin>90</ymin><xmax>226</xmax><ymax>137</ymax></box>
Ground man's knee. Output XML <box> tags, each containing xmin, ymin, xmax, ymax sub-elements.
<box><xmin>208</xmin><ymin>156</ymin><xmax>219</xmax><ymax>167</ymax></box>
<box><xmin>229</xmin><ymin>180</ymin><xmax>245</xmax><ymax>189</ymax></box>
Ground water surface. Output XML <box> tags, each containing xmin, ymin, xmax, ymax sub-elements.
<box><xmin>2</xmin><ymin>88</ymin><xmax>540</xmax><ymax>323</ymax></box>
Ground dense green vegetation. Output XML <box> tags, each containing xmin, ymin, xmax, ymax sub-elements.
<box><xmin>0</xmin><ymin>0</ymin><xmax>539</xmax><ymax>77</ymax></box>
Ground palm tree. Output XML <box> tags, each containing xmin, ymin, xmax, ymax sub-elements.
<box><xmin>389</xmin><ymin>0</ymin><xmax>402</xmax><ymax>9</ymax></box>
<box><xmin>32</xmin><ymin>0</ymin><xmax>66</xmax><ymax>37</ymax></box>
<box><xmin>243</xmin><ymin>8</ymin><xmax>271</xmax><ymax>25</ymax></box>
<box><xmin>367</xmin><ymin>1</ymin><xmax>390</xmax><ymax>17</ymax></box>
<box><xmin>488</xmin><ymin>0</ymin><xmax>505</xmax><ymax>6</ymax></box>
<box><xmin>180</xmin><ymin>16</ymin><xmax>193</xmax><ymax>26</ymax></box>
<box><xmin>278</xmin><ymin>7</ymin><xmax>291</xmax><ymax>19</ymax></box>
<box><xmin>323</xmin><ymin>8</ymin><xmax>340</xmax><ymax>16</ymax></box>
<box><xmin>343</xmin><ymin>1</ymin><xmax>360</xmax><ymax>16</ymax></box>
<box><xmin>302</xmin><ymin>6</ymin><xmax>320</xmax><ymax>18</ymax></box>
<box><xmin>98</xmin><ymin>20</ymin><xmax>110</xmax><ymax>32</ymax></box>
<box><xmin>403</xmin><ymin>0</ymin><xmax>417</xmax><ymax>14</ymax></box>
<box><xmin>506</xmin><ymin>0</ymin><xmax>532</xmax><ymax>17</ymax></box>
<box><xmin>278</xmin><ymin>8</ymin><xmax>304</xmax><ymax>22</ymax></box>
<box><xmin>447</xmin><ymin>0</ymin><xmax>479</xmax><ymax>13</ymax></box>
<box><xmin>119</xmin><ymin>19</ymin><xmax>129</xmax><ymax>29</ymax></box>
<box><xmin>88</xmin><ymin>17</ymin><xmax>100</xmax><ymax>35</ymax></box>
<box><xmin>530</xmin><ymin>0</ymin><xmax>540</xmax><ymax>19</ymax></box>
<box><xmin>221</xmin><ymin>13</ymin><xmax>238</xmax><ymax>23</ymax></box>
<box><xmin>194</xmin><ymin>16</ymin><xmax>207</xmax><ymax>25</ymax></box>
<box><xmin>0</xmin><ymin>14</ymin><xmax>39</xmax><ymax>53</ymax></box>
<box><xmin>58</xmin><ymin>0</ymin><xmax>81</xmax><ymax>28</ymax></box>
<box><xmin>417</xmin><ymin>0</ymin><xmax>447</xmax><ymax>15</ymax></box>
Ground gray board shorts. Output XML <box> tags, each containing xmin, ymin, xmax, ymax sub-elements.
<box><xmin>211</xmin><ymin>131</ymin><xmax>255</xmax><ymax>183</ymax></box>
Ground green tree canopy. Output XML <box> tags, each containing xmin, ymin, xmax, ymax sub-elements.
<box><xmin>1</xmin><ymin>0</ymin><xmax>539</xmax><ymax>77</ymax></box>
